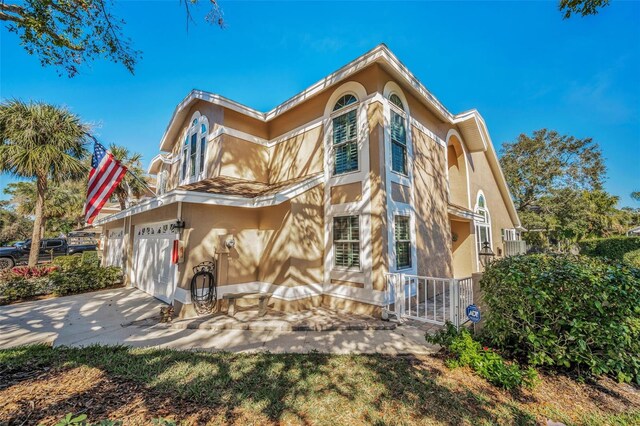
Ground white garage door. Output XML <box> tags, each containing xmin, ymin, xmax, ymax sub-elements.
<box><xmin>105</xmin><ymin>228</ymin><xmax>124</xmax><ymax>267</ymax></box>
<box><xmin>133</xmin><ymin>220</ymin><xmax>179</xmax><ymax>304</ymax></box>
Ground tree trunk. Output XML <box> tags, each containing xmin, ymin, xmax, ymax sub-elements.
<box><xmin>117</xmin><ymin>191</ymin><xmax>127</xmax><ymax>211</ymax></box>
<box><xmin>28</xmin><ymin>174</ymin><xmax>47</xmax><ymax>267</ymax></box>
<box><xmin>40</xmin><ymin>218</ymin><xmax>46</xmax><ymax>239</ymax></box>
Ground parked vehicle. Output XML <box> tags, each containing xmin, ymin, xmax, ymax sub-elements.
<box><xmin>0</xmin><ymin>238</ymin><xmax>97</xmax><ymax>269</ymax></box>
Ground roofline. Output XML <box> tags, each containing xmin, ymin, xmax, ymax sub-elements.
<box><xmin>159</xmin><ymin>44</ymin><xmax>455</xmax><ymax>150</ymax></box>
<box><xmin>155</xmin><ymin>43</ymin><xmax>521</xmax><ymax>227</ymax></box>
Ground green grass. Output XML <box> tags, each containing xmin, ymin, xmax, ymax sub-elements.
<box><xmin>1</xmin><ymin>345</ymin><xmax>638</xmax><ymax>425</ymax></box>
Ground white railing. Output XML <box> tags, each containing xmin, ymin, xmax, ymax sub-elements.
<box><xmin>504</xmin><ymin>240</ymin><xmax>527</xmax><ymax>256</ymax></box>
<box><xmin>384</xmin><ymin>273</ymin><xmax>474</xmax><ymax>327</ymax></box>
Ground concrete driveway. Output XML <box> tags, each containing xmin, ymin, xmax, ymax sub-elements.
<box><xmin>0</xmin><ymin>288</ymin><xmax>438</xmax><ymax>355</ymax></box>
<box><xmin>0</xmin><ymin>287</ymin><xmax>166</xmax><ymax>349</ymax></box>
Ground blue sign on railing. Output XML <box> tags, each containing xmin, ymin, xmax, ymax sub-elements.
<box><xmin>466</xmin><ymin>304</ymin><xmax>481</xmax><ymax>323</ymax></box>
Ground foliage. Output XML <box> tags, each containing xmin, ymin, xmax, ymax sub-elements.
<box><xmin>559</xmin><ymin>0</ymin><xmax>611</xmax><ymax>19</ymax></box>
<box><xmin>11</xmin><ymin>265</ymin><xmax>58</xmax><ymax>278</ymax></box>
<box><xmin>632</xmin><ymin>191</ymin><xmax>640</xmax><ymax>202</ymax></box>
<box><xmin>1</xmin><ymin>256</ymin><xmax>122</xmax><ymax>303</ymax></box>
<box><xmin>0</xmin><ymin>1</ymin><xmax>224</xmax><ymax>77</ymax></box>
<box><xmin>0</xmin><ymin>201</ymin><xmax>32</xmax><ymax>245</ymax></box>
<box><xmin>50</xmin><ymin>259</ymin><xmax>122</xmax><ymax>296</ymax></box>
<box><xmin>0</xmin><ymin>269</ymin><xmax>51</xmax><ymax>303</ymax></box>
<box><xmin>0</xmin><ymin>99</ymin><xmax>89</xmax><ymax>266</ymax></box>
<box><xmin>500</xmin><ymin>129</ymin><xmax>634</xmax><ymax>247</ymax></box>
<box><xmin>427</xmin><ymin>323</ymin><xmax>538</xmax><ymax>390</ymax></box>
<box><xmin>623</xmin><ymin>249</ymin><xmax>640</xmax><ymax>268</ymax></box>
<box><xmin>108</xmin><ymin>144</ymin><xmax>150</xmax><ymax>210</ymax></box>
<box><xmin>578</xmin><ymin>236</ymin><xmax>640</xmax><ymax>261</ymax></box>
<box><xmin>480</xmin><ymin>254</ymin><xmax>640</xmax><ymax>384</ymax></box>
<box><xmin>4</xmin><ymin>179</ymin><xmax>86</xmax><ymax>236</ymax></box>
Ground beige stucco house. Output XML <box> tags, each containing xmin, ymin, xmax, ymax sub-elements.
<box><xmin>95</xmin><ymin>44</ymin><xmax>522</xmax><ymax>318</ymax></box>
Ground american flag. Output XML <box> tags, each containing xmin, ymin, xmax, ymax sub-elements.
<box><xmin>84</xmin><ymin>142</ymin><xmax>127</xmax><ymax>225</ymax></box>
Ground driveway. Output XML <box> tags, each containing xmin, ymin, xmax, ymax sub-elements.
<box><xmin>0</xmin><ymin>287</ymin><xmax>166</xmax><ymax>349</ymax></box>
<box><xmin>0</xmin><ymin>288</ymin><xmax>438</xmax><ymax>355</ymax></box>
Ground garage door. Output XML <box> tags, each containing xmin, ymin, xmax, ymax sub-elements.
<box><xmin>133</xmin><ymin>221</ymin><xmax>179</xmax><ymax>304</ymax></box>
<box><xmin>105</xmin><ymin>228</ymin><xmax>124</xmax><ymax>267</ymax></box>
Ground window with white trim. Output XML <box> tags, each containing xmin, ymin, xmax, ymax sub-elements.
<box><xmin>501</xmin><ymin>228</ymin><xmax>518</xmax><ymax>241</ymax></box>
<box><xmin>333</xmin><ymin>215</ymin><xmax>360</xmax><ymax>269</ymax></box>
<box><xmin>180</xmin><ymin>114</ymin><xmax>208</xmax><ymax>183</ymax></box>
<box><xmin>395</xmin><ymin>215</ymin><xmax>412</xmax><ymax>269</ymax></box>
<box><xmin>332</xmin><ymin>94</ymin><xmax>358</xmax><ymax>175</ymax></box>
<box><xmin>475</xmin><ymin>194</ymin><xmax>492</xmax><ymax>258</ymax></box>
<box><xmin>389</xmin><ymin>94</ymin><xmax>407</xmax><ymax>175</ymax></box>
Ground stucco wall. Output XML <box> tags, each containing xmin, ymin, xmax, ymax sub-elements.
<box><xmin>412</xmin><ymin>127</ymin><xmax>453</xmax><ymax>278</ymax></box>
<box><xmin>467</xmin><ymin>150</ymin><xmax>517</xmax><ymax>258</ymax></box>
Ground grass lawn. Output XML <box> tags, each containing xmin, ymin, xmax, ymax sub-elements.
<box><xmin>0</xmin><ymin>345</ymin><xmax>638</xmax><ymax>425</ymax></box>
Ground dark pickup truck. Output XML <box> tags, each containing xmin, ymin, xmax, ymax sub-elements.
<box><xmin>0</xmin><ymin>238</ymin><xmax>97</xmax><ymax>269</ymax></box>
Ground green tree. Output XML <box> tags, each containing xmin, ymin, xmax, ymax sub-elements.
<box><xmin>500</xmin><ymin>129</ymin><xmax>605</xmax><ymax>211</ymax></box>
<box><xmin>0</xmin><ymin>100</ymin><xmax>88</xmax><ymax>266</ymax></box>
<box><xmin>0</xmin><ymin>201</ymin><xmax>33</xmax><ymax>246</ymax></box>
<box><xmin>4</xmin><ymin>180</ymin><xmax>86</xmax><ymax>237</ymax></box>
<box><xmin>500</xmin><ymin>129</ymin><xmax>617</xmax><ymax>247</ymax></box>
<box><xmin>108</xmin><ymin>144</ymin><xmax>150</xmax><ymax>210</ymax></box>
<box><xmin>0</xmin><ymin>0</ymin><xmax>224</xmax><ymax>77</ymax></box>
<box><xmin>632</xmin><ymin>191</ymin><xmax>640</xmax><ymax>202</ymax></box>
<box><xmin>559</xmin><ymin>0</ymin><xmax>611</xmax><ymax>18</ymax></box>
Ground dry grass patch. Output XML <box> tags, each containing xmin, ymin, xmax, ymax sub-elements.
<box><xmin>0</xmin><ymin>345</ymin><xmax>638</xmax><ymax>425</ymax></box>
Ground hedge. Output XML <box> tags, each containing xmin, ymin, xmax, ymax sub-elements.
<box><xmin>623</xmin><ymin>249</ymin><xmax>640</xmax><ymax>268</ymax></box>
<box><xmin>480</xmin><ymin>254</ymin><xmax>640</xmax><ymax>384</ymax></box>
<box><xmin>0</xmin><ymin>255</ymin><xmax>122</xmax><ymax>304</ymax></box>
<box><xmin>578</xmin><ymin>236</ymin><xmax>640</xmax><ymax>261</ymax></box>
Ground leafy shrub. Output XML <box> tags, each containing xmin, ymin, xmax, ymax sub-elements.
<box><xmin>11</xmin><ymin>265</ymin><xmax>58</xmax><ymax>278</ymax></box>
<box><xmin>578</xmin><ymin>236</ymin><xmax>640</xmax><ymax>261</ymax></box>
<box><xmin>426</xmin><ymin>323</ymin><xmax>538</xmax><ymax>389</ymax></box>
<box><xmin>81</xmin><ymin>250</ymin><xmax>100</xmax><ymax>267</ymax></box>
<box><xmin>53</xmin><ymin>255</ymin><xmax>83</xmax><ymax>271</ymax></box>
<box><xmin>0</xmin><ymin>270</ymin><xmax>51</xmax><ymax>303</ymax></box>
<box><xmin>623</xmin><ymin>249</ymin><xmax>640</xmax><ymax>268</ymax></box>
<box><xmin>1</xmin><ymin>255</ymin><xmax>122</xmax><ymax>304</ymax></box>
<box><xmin>50</xmin><ymin>256</ymin><xmax>122</xmax><ymax>296</ymax></box>
<box><xmin>481</xmin><ymin>254</ymin><xmax>640</xmax><ymax>384</ymax></box>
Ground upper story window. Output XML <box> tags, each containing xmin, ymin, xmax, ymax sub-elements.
<box><xmin>389</xmin><ymin>94</ymin><xmax>407</xmax><ymax>175</ymax></box>
<box><xmin>181</xmin><ymin>113</ymin><xmax>208</xmax><ymax>183</ymax></box>
<box><xmin>475</xmin><ymin>193</ymin><xmax>492</xmax><ymax>258</ymax></box>
<box><xmin>332</xmin><ymin>94</ymin><xmax>359</xmax><ymax>175</ymax></box>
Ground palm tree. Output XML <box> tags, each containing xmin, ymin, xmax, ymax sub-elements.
<box><xmin>0</xmin><ymin>100</ymin><xmax>88</xmax><ymax>266</ymax></box>
<box><xmin>109</xmin><ymin>144</ymin><xmax>150</xmax><ymax>210</ymax></box>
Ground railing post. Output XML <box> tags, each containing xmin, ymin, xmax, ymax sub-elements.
<box><xmin>450</xmin><ymin>279</ymin><xmax>460</xmax><ymax>329</ymax></box>
<box><xmin>396</xmin><ymin>273</ymin><xmax>405</xmax><ymax>320</ymax></box>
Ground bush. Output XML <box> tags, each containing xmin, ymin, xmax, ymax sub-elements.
<box><xmin>1</xmin><ymin>255</ymin><xmax>122</xmax><ymax>304</ymax></box>
<box><xmin>578</xmin><ymin>236</ymin><xmax>640</xmax><ymax>261</ymax></box>
<box><xmin>50</xmin><ymin>261</ymin><xmax>122</xmax><ymax>296</ymax></box>
<box><xmin>11</xmin><ymin>265</ymin><xmax>58</xmax><ymax>278</ymax></box>
<box><xmin>623</xmin><ymin>249</ymin><xmax>640</xmax><ymax>268</ymax></box>
<box><xmin>426</xmin><ymin>323</ymin><xmax>538</xmax><ymax>389</ymax></box>
<box><xmin>481</xmin><ymin>254</ymin><xmax>640</xmax><ymax>384</ymax></box>
<box><xmin>0</xmin><ymin>270</ymin><xmax>51</xmax><ymax>303</ymax></box>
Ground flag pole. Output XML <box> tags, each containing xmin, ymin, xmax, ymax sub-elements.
<box><xmin>87</xmin><ymin>134</ymin><xmax>155</xmax><ymax>197</ymax></box>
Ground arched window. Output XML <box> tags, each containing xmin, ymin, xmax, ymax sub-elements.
<box><xmin>389</xmin><ymin>93</ymin><xmax>407</xmax><ymax>174</ymax></box>
<box><xmin>181</xmin><ymin>113</ymin><xmax>208</xmax><ymax>183</ymax></box>
<box><xmin>332</xmin><ymin>94</ymin><xmax>359</xmax><ymax>175</ymax></box>
<box><xmin>475</xmin><ymin>193</ymin><xmax>492</xmax><ymax>259</ymax></box>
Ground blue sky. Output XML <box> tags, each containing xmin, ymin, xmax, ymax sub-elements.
<box><xmin>1</xmin><ymin>0</ymin><xmax>639</xmax><ymax>206</ymax></box>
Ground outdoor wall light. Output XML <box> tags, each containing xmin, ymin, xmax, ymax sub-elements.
<box><xmin>225</xmin><ymin>237</ymin><xmax>236</xmax><ymax>250</ymax></box>
<box><xmin>479</xmin><ymin>241</ymin><xmax>495</xmax><ymax>267</ymax></box>
<box><xmin>174</xmin><ymin>220</ymin><xmax>186</xmax><ymax>230</ymax></box>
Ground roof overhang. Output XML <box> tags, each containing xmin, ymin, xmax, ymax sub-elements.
<box><xmin>448</xmin><ymin>204</ymin><xmax>484</xmax><ymax>222</ymax></box>
<box><xmin>93</xmin><ymin>174</ymin><xmax>324</xmax><ymax>226</ymax></box>
<box><xmin>452</xmin><ymin>110</ymin><xmax>489</xmax><ymax>153</ymax></box>
<box><xmin>148</xmin><ymin>154</ymin><xmax>175</xmax><ymax>174</ymax></box>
